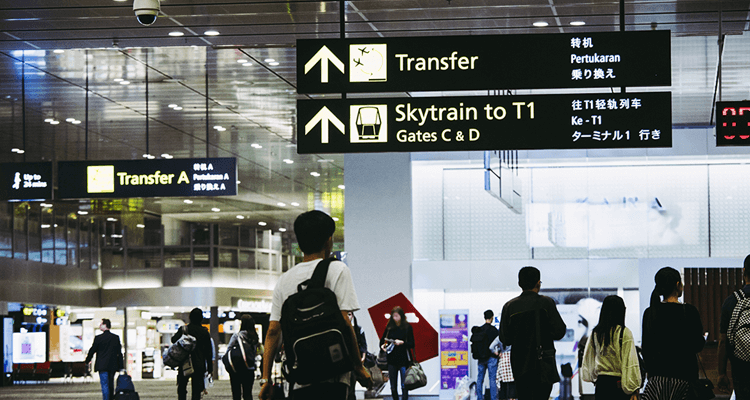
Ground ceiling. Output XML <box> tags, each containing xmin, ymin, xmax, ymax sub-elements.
<box><xmin>0</xmin><ymin>0</ymin><xmax>749</xmax><ymax>233</ymax></box>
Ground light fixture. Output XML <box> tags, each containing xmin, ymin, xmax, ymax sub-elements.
<box><xmin>120</xmin><ymin>80</ymin><xmax>130</xmax><ymax>85</ymax></box>
<box><xmin>264</xmin><ymin>58</ymin><xmax>275</xmax><ymax>63</ymax></box>
<box><xmin>283</xmin><ymin>159</ymin><xmax>294</xmax><ymax>164</ymax></box>
<box><xmin>50</xmin><ymin>120</ymin><xmax>60</xmax><ymax>125</ymax></box>
<box><xmin>242</xmin><ymin>62</ymin><xmax>252</xmax><ymax>67</ymax></box>
<box><xmin>11</xmin><ymin>148</ymin><xmax>20</xmax><ymax>153</ymax></box>
<box><xmin>183</xmin><ymin>199</ymin><xmax>193</xmax><ymax>204</ymax></box>
<box><xmin>72</xmin><ymin>120</ymin><xmax>82</xmax><ymax>124</ymax></box>
<box><xmin>53</xmin><ymin>49</ymin><xmax>65</xmax><ymax>54</ymax></box>
<box><xmin>251</xmin><ymin>143</ymin><xmax>262</xmax><ymax>148</ymax></box>
<box><xmin>277</xmin><ymin>202</ymin><xmax>286</xmax><ymax>207</ymax></box>
<box><xmin>168</xmin><ymin>104</ymin><xmax>178</xmax><ymax>108</ymax></box>
<box><xmin>278</xmin><ymin>228</ymin><xmax>287</xmax><ymax>232</ymax></box>
<box><xmin>213</xmin><ymin>125</ymin><xmax>226</xmax><ymax>131</ymax></box>
<box><xmin>236</xmin><ymin>215</ymin><xmax>245</xmax><ymax>219</ymax></box>
<box><xmin>269</xmin><ymin>62</ymin><xmax>280</xmax><ymax>66</ymax></box>
<box><xmin>169</xmin><ymin>31</ymin><xmax>185</xmax><ymax>37</ymax></box>
<box><xmin>107</xmin><ymin>217</ymin><xmax>117</xmax><ymax>222</ymax></box>
<box><xmin>570</xmin><ymin>21</ymin><xmax>586</xmax><ymax>26</ymax></box>
<box><xmin>211</xmin><ymin>208</ymin><xmax>220</xmax><ymax>212</ymax></box>
<box><xmin>136</xmin><ymin>224</ymin><xmax>145</xmax><ymax>228</ymax></box>
<box><xmin>114</xmin><ymin>78</ymin><xmax>123</xmax><ymax>82</ymax></box>
<box><xmin>77</xmin><ymin>211</ymin><xmax>88</xmax><ymax>215</ymax></box>
<box><xmin>338</xmin><ymin>185</ymin><xmax>345</xmax><ymax>189</ymax></box>
<box><xmin>44</xmin><ymin>118</ymin><xmax>53</xmax><ymax>123</ymax></box>
<box><xmin>258</xmin><ymin>221</ymin><xmax>267</xmax><ymax>226</ymax></box>
<box><xmin>161</xmin><ymin>153</ymin><xmax>173</xmax><ymax>159</ymax></box>
<box><xmin>15</xmin><ymin>150</ymin><xmax>25</xmax><ymax>154</ymax></box>
<box><xmin>204</xmin><ymin>30</ymin><xmax>220</xmax><ymax>36</ymax></box>
<box><xmin>533</xmin><ymin>21</ymin><xmax>549</xmax><ymax>27</ymax></box>
<box><xmin>291</xmin><ymin>202</ymin><xmax>300</xmax><ymax>207</ymax></box>
<box><xmin>41</xmin><ymin>224</ymin><xmax>51</xmax><ymax>229</ymax></box>
<box><xmin>40</xmin><ymin>203</ymin><xmax>52</xmax><ymax>208</ymax></box>
<box><xmin>310</xmin><ymin>172</ymin><xmax>320</xmax><ymax>177</ymax></box>
<box><xmin>174</xmin><ymin>106</ymin><xmax>183</xmax><ymax>111</ymax></box>
<box><xmin>237</xmin><ymin>59</ymin><xmax>248</xmax><ymax>64</ymax></box>
<box><xmin>66</xmin><ymin>118</ymin><xmax>75</xmax><ymax>122</ymax></box>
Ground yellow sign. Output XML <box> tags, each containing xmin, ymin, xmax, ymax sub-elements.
<box><xmin>441</xmin><ymin>350</ymin><xmax>469</xmax><ymax>367</ymax></box>
<box><xmin>87</xmin><ymin>165</ymin><xmax>115</xmax><ymax>193</ymax></box>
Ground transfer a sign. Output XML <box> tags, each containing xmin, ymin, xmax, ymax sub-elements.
<box><xmin>57</xmin><ymin>158</ymin><xmax>237</xmax><ymax>199</ymax></box>
<box><xmin>0</xmin><ymin>162</ymin><xmax>53</xmax><ymax>201</ymax></box>
<box><xmin>297</xmin><ymin>30</ymin><xmax>671</xmax><ymax>94</ymax></box>
<box><xmin>298</xmin><ymin>92</ymin><xmax>672</xmax><ymax>153</ymax></box>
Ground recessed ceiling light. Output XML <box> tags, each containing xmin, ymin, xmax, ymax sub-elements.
<box><xmin>570</xmin><ymin>21</ymin><xmax>586</xmax><ymax>26</ymax></box>
<box><xmin>72</xmin><ymin>120</ymin><xmax>81</xmax><ymax>124</ymax></box>
<box><xmin>44</xmin><ymin>118</ymin><xmax>53</xmax><ymax>123</ymax></box>
<box><xmin>136</xmin><ymin>224</ymin><xmax>145</xmax><ymax>228</ymax></box>
<box><xmin>204</xmin><ymin>30</ymin><xmax>220</xmax><ymax>36</ymax></box>
<box><xmin>66</xmin><ymin>118</ymin><xmax>75</xmax><ymax>122</ymax></box>
<box><xmin>236</xmin><ymin>215</ymin><xmax>245</xmax><ymax>219</ymax></box>
<box><xmin>251</xmin><ymin>143</ymin><xmax>262</xmax><ymax>149</ymax></box>
<box><xmin>53</xmin><ymin>49</ymin><xmax>65</xmax><ymax>54</ymax></box>
<box><xmin>533</xmin><ymin>21</ymin><xmax>549</xmax><ymax>27</ymax></box>
<box><xmin>41</xmin><ymin>203</ymin><xmax>52</xmax><ymax>208</ymax></box>
<box><xmin>120</xmin><ymin>80</ymin><xmax>130</xmax><ymax>85</ymax></box>
<box><xmin>211</xmin><ymin>208</ymin><xmax>221</xmax><ymax>212</ymax></box>
<box><xmin>283</xmin><ymin>159</ymin><xmax>294</xmax><ymax>164</ymax></box>
<box><xmin>269</xmin><ymin>62</ymin><xmax>280</xmax><ymax>66</ymax></box>
<box><xmin>114</xmin><ymin>78</ymin><xmax>123</xmax><ymax>82</ymax></box>
<box><xmin>310</xmin><ymin>172</ymin><xmax>320</xmax><ymax>177</ymax></box>
<box><xmin>50</xmin><ymin>120</ymin><xmax>60</xmax><ymax>125</ymax></box>
<box><xmin>169</xmin><ymin>31</ymin><xmax>185</xmax><ymax>37</ymax></box>
<box><xmin>174</xmin><ymin>106</ymin><xmax>183</xmax><ymax>111</ymax></box>
<box><xmin>237</xmin><ymin>59</ymin><xmax>248</xmax><ymax>63</ymax></box>
<box><xmin>291</xmin><ymin>202</ymin><xmax>300</xmax><ymax>207</ymax></box>
<box><xmin>277</xmin><ymin>202</ymin><xmax>286</xmax><ymax>207</ymax></box>
<box><xmin>77</xmin><ymin>211</ymin><xmax>88</xmax><ymax>215</ymax></box>
<box><xmin>183</xmin><ymin>199</ymin><xmax>193</xmax><ymax>204</ymax></box>
<box><xmin>107</xmin><ymin>217</ymin><xmax>117</xmax><ymax>222</ymax></box>
<box><xmin>16</xmin><ymin>150</ymin><xmax>25</xmax><ymax>154</ymax></box>
<box><xmin>242</xmin><ymin>62</ymin><xmax>252</xmax><ymax>67</ymax></box>
<box><xmin>168</xmin><ymin>104</ymin><xmax>178</xmax><ymax>108</ymax></box>
<box><xmin>338</xmin><ymin>185</ymin><xmax>345</xmax><ymax>189</ymax></box>
<box><xmin>258</xmin><ymin>221</ymin><xmax>267</xmax><ymax>226</ymax></box>
<box><xmin>11</xmin><ymin>148</ymin><xmax>19</xmax><ymax>153</ymax></box>
<box><xmin>264</xmin><ymin>58</ymin><xmax>275</xmax><ymax>63</ymax></box>
<box><xmin>278</xmin><ymin>228</ymin><xmax>287</xmax><ymax>232</ymax></box>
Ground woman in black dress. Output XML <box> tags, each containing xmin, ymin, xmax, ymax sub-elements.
<box><xmin>380</xmin><ymin>306</ymin><xmax>415</xmax><ymax>400</ymax></box>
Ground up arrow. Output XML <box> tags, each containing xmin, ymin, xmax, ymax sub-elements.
<box><xmin>304</xmin><ymin>45</ymin><xmax>345</xmax><ymax>84</ymax></box>
<box><xmin>305</xmin><ymin>106</ymin><xmax>345</xmax><ymax>144</ymax></box>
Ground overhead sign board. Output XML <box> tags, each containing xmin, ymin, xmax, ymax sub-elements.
<box><xmin>297</xmin><ymin>31</ymin><xmax>671</xmax><ymax>94</ymax></box>
<box><xmin>298</xmin><ymin>92</ymin><xmax>672</xmax><ymax>153</ymax></box>
<box><xmin>0</xmin><ymin>162</ymin><xmax>53</xmax><ymax>201</ymax></box>
<box><xmin>57</xmin><ymin>158</ymin><xmax>237</xmax><ymax>199</ymax></box>
<box><xmin>716</xmin><ymin>101</ymin><xmax>750</xmax><ymax>146</ymax></box>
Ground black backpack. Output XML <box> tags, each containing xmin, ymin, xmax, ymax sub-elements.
<box><xmin>470</xmin><ymin>326</ymin><xmax>491</xmax><ymax>360</ymax></box>
<box><xmin>222</xmin><ymin>335</ymin><xmax>257</xmax><ymax>373</ymax></box>
<box><xmin>280</xmin><ymin>257</ymin><xmax>355</xmax><ymax>384</ymax></box>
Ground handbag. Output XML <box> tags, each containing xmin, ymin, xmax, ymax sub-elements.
<box><xmin>377</xmin><ymin>328</ymin><xmax>391</xmax><ymax>370</ymax></box>
<box><xmin>689</xmin><ymin>354</ymin><xmax>715</xmax><ymax>400</ymax></box>
<box><xmin>363</xmin><ymin>351</ymin><xmax>377</xmax><ymax>368</ymax></box>
<box><xmin>181</xmin><ymin>356</ymin><xmax>194</xmax><ymax>377</ymax></box>
<box><xmin>404</xmin><ymin>348</ymin><xmax>427</xmax><ymax>390</ymax></box>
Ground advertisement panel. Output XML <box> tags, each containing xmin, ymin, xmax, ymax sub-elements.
<box><xmin>438</xmin><ymin>310</ymin><xmax>470</xmax><ymax>393</ymax></box>
<box><xmin>12</xmin><ymin>332</ymin><xmax>46</xmax><ymax>364</ymax></box>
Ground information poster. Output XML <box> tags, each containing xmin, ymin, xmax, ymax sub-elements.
<box><xmin>439</xmin><ymin>309</ymin><xmax>469</xmax><ymax>396</ymax></box>
<box><xmin>12</xmin><ymin>332</ymin><xmax>46</xmax><ymax>363</ymax></box>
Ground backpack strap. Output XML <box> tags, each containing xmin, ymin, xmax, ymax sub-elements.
<box><xmin>297</xmin><ymin>257</ymin><xmax>337</xmax><ymax>292</ymax></box>
<box><xmin>735</xmin><ymin>289</ymin><xmax>747</xmax><ymax>301</ymax></box>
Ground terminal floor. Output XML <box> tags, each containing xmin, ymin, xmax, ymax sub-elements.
<box><xmin>0</xmin><ymin>379</ymin><xmax>237</xmax><ymax>399</ymax></box>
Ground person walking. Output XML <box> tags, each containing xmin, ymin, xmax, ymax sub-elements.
<box><xmin>380</xmin><ymin>306</ymin><xmax>415</xmax><ymax>400</ymax></box>
<box><xmin>226</xmin><ymin>314</ymin><xmax>259</xmax><ymax>400</ymax></box>
<box><xmin>718</xmin><ymin>255</ymin><xmax>750</xmax><ymax>399</ymax></box>
<box><xmin>641</xmin><ymin>266</ymin><xmax>705</xmax><ymax>400</ymax></box>
<box><xmin>580</xmin><ymin>295</ymin><xmax>641</xmax><ymax>400</ymax></box>
<box><xmin>474</xmin><ymin>310</ymin><xmax>499</xmax><ymax>400</ymax></box>
<box><xmin>84</xmin><ymin>319</ymin><xmax>122</xmax><ymax>400</ymax></box>
<box><xmin>499</xmin><ymin>266</ymin><xmax>567</xmax><ymax>400</ymax></box>
<box><xmin>172</xmin><ymin>308</ymin><xmax>213</xmax><ymax>400</ymax></box>
<box><xmin>258</xmin><ymin>210</ymin><xmax>372</xmax><ymax>400</ymax></box>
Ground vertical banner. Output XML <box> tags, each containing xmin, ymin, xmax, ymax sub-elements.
<box><xmin>439</xmin><ymin>310</ymin><xmax>469</xmax><ymax>398</ymax></box>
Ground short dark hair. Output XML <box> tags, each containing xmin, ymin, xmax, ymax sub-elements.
<box><xmin>101</xmin><ymin>319</ymin><xmax>111</xmax><ymax>329</ymax></box>
<box><xmin>189</xmin><ymin>308</ymin><xmax>204</xmax><ymax>325</ymax></box>
<box><xmin>294</xmin><ymin>210</ymin><xmax>335</xmax><ymax>254</ymax></box>
<box><xmin>744</xmin><ymin>254</ymin><xmax>750</xmax><ymax>278</ymax></box>
<box><xmin>518</xmin><ymin>266</ymin><xmax>541</xmax><ymax>290</ymax></box>
<box><xmin>483</xmin><ymin>310</ymin><xmax>494</xmax><ymax>320</ymax></box>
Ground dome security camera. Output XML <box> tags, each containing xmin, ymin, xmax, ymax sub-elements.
<box><xmin>133</xmin><ymin>0</ymin><xmax>160</xmax><ymax>26</ymax></box>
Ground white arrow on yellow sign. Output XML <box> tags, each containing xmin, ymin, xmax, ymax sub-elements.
<box><xmin>304</xmin><ymin>45</ymin><xmax>345</xmax><ymax>84</ymax></box>
<box><xmin>305</xmin><ymin>106</ymin><xmax>345</xmax><ymax>144</ymax></box>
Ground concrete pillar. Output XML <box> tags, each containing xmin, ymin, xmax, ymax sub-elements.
<box><xmin>344</xmin><ymin>153</ymin><xmax>413</xmax><ymax>352</ymax></box>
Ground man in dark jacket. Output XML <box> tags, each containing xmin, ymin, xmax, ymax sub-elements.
<box><xmin>172</xmin><ymin>308</ymin><xmax>214</xmax><ymax>400</ymax></box>
<box><xmin>499</xmin><ymin>267</ymin><xmax>567</xmax><ymax>400</ymax></box>
<box><xmin>84</xmin><ymin>318</ymin><xmax>122</xmax><ymax>400</ymax></box>
<box><xmin>475</xmin><ymin>310</ymin><xmax>499</xmax><ymax>400</ymax></box>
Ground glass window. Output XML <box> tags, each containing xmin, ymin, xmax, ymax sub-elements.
<box><xmin>194</xmin><ymin>249</ymin><xmax>210</xmax><ymax>268</ymax></box>
<box><xmin>67</xmin><ymin>214</ymin><xmax>78</xmax><ymax>267</ymax></box>
<box><xmin>240</xmin><ymin>227</ymin><xmax>255</xmax><ymax>248</ymax></box>
<box><xmin>220</xmin><ymin>225</ymin><xmax>239</xmax><ymax>247</ymax></box>
<box><xmin>164</xmin><ymin>247</ymin><xmax>190</xmax><ymax>268</ymax></box>
<box><xmin>80</xmin><ymin>217</ymin><xmax>91</xmax><ymax>269</ymax></box>
<box><xmin>28</xmin><ymin>205</ymin><xmax>41</xmax><ymax>262</ymax></box>
<box><xmin>41</xmin><ymin>207</ymin><xmax>54</xmax><ymax>263</ymax></box>
<box><xmin>193</xmin><ymin>223</ymin><xmax>210</xmax><ymax>246</ymax></box>
<box><xmin>239</xmin><ymin>250</ymin><xmax>255</xmax><ymax>269</ymax></box>
<box><xmin>101</xmin><ymin>248</ymin><xmax>123</xmax><ymax>269</ymax></box>
<box><xmin>219</xmin><ymin>249</ymin><xmax>238</xmax><ymax>268</ymax></box>
<box><xmin>128</xmin><ymin>249</ymin><xmax>161</xmax><ymax>269</ymax></box>
<box><xmin>13</xmin><ymin>204</ymin><xmax>27</xmax><ymax>260</ymax></box>
<box><xmin>0</xmin><ymin>204</ymin><xmax>11</xmax><ymax>258</ymax></box>
<box><xmin>257</xmin><ymin>251</ymin><xmax>271</xmax><ymax>270</ymax></box>
<box><xmin>55</xmin><ymin>213</ymin><xmax>67</xmax><ymax>265</ymax></box>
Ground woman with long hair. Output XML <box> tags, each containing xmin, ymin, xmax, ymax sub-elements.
<box><xmin>581</xmin><ymin>295</ymin><xmax>642</xmax><ymax>399</ymax></box>
<box><xmin>641</xmin><ymin>267</ymin><xmax>705</xmax><ymax>400</ymax></box>
<box><xmin>380</xmin><ymin>306</ymin><xmax>415</xmax><ymax>400</ymax></box>
<box><xmin>227</xmin><ymin>314</ymin><xmax>260</xmax><ymax>400</ymax></box>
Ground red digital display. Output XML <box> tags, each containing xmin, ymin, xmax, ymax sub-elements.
<box><xmin>716</xmin><ymin>101</ymin><xmax>750</xmax><ymax>146</ymax></box>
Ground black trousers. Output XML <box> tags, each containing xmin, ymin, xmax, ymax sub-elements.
<box><xmin>515</xmin><ymin>378</ymin><xmax>553</xmax><ymax>400</ymax></box>
<box><xmin>177</xmin><ymin>372</ymin><xmax>205</xmax><ymax>400</ymax></box>
<box><xmin>594</xmin><ymin>375</ymin><xmax>630</xmax><ymax>400</ymax></box>
<box><xmin>291</xmin><ymin>382</ymin><xmax>348</xmax><ymax>400</ymax></box>
<box><xmin>228</xmin><ymin>369</ymin><xmax>255</xmax><ymax>400</ymax></box>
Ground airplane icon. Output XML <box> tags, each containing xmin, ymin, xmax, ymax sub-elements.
<box><xmin>353</xmin><ymin>58</ymin><xmax>364</xmax><ymax>67</ymax></box>
<box><xmin>358</xmin><ymin>47</ymin><xmax>370</xmax><ymax>55</ymax></box>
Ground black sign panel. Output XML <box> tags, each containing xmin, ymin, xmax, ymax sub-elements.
<box><xmin>57</xmin><ymin>158</ymin><xmax>237</xmax><ymax>199</ymax></box>
<box><xmin>716</xmin><ymin>101</ymin><xmax>750</xmax><ymax>146</ymax></box>
<box><xmin>0</xmin><ymin>162</ymin><xmax>53</xmax><ymax>201</ymax></box>
<box><xmin>297</xmin><ymin>31</ymin><xmax>671</xmax><ymax>94</ymax></box>
<box><xmin>297</xmin><ymin>92</ymin><xmax>672</xmax><ymax>154</ymax></box>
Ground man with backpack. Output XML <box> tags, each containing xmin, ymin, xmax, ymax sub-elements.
<box><xmin>498</xmin><ymin>267</ymin><xmax>567</xmax><ymax>400</ymax></box>
<box><xmin>472</xmin><ymin>310</ymin><xmax>499</xmax><ymax>400</ymax></box>
<box><xmin>259</xmin><ymin>211</ymin><xmax>373</xmax><ymax>400</ymax></box>
<box><xmin>718</xmin><ymin>255</ymin><xmax>750</xmax><ymax>400</ymax></box>
<box><xmin>172</xmin><ymin>308</ymin><xmax>213</xmax><ymax>400</ymax></box>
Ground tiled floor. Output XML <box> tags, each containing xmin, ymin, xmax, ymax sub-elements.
<box><xmin>0</xmin><ymin>379</ymin><xmax>239</xmax><ymax>399</ymax></box>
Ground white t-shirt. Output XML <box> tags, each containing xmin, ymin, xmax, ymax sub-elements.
<box><xmin>270</xmin><ymin>258</ymin><xmax>360</xmax><ymax>322</ymax></box>
<box><xmin>269</xmin><ymin>258</ymin><xmax>360</xmax><ymax>388</ymax></box>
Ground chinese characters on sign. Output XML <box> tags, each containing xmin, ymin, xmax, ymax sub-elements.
<box><xmin>570</xmin><ymin>97</ymin><xmax>663</xmax><ymax>143</ymax></box>
<box><xmin>570</xmin><ymin>37</ymin><xmax>618</xmax><ymax>81</ymax></box>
